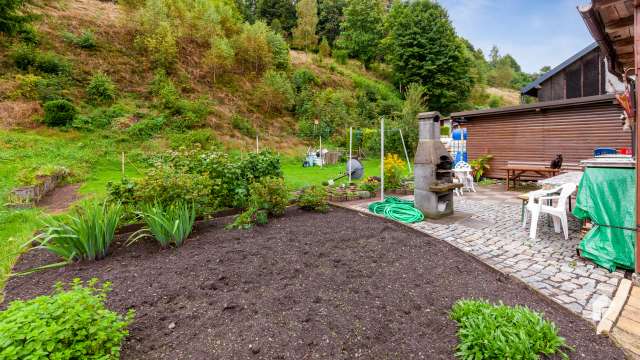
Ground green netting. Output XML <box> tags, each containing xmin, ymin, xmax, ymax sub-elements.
<box><xmin>368</xmin><ymin>196</ymin><xmax>424</xmax><ymax>223</ymax></box>
<box><xmin>572</xmin><ymin>167</ymin><xmax>636</xmax><ymax>272</ymax></box>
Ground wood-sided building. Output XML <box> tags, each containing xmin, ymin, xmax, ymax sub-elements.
<box><xmin>520</xmin><ymin>43</ymin><xmax>623</xmax><ymax>102</ymax></box>
<box><xmin>451</xmin><ymin>44</ymin><xmax>631</xmax><ymax>179</ymax></box>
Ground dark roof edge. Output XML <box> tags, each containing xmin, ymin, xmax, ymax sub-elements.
<box><xmin>451</xmin><ymin>94</ymin><xmax>617</xmax><ymax>120</ymax></box>
<box><xmin>520</xmin><ymin>42</ymin><xmax>599</xmax><ymax>96</ymax></box>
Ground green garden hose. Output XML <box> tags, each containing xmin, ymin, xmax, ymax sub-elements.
<box><xmin>367</xmin><ymin>197</ymin><xmax>424</xmax><ymax>223</ymax></box>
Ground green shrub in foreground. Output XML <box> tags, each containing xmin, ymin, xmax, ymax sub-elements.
<box><xmin>450</xmin><ymin>299</ymin><xmax>570</xmax><ymax>360</ymax></box>
<box><xmin>297</xmin><ymin>185</ymin><xmax>328</xmax><ymax>212</ymax></box>
<box><xmin>43</xmin><ymin>99</ymin><xmax>77</xmax><ymax>127</ymax></box>
<box><xmin>0</xmin><ymin>278</ymin><xmax>134</xmax><ymax>360</ymax></box>
<box><xmin>229</xmin><ymin>176</ymin><xmax>288</xmax><ymax>229</ymax></box>
<box><xmin>132</xmin><ymin>201</ymin><xmax>196</xmax><ymax>247</ymax></box>
<box><xmin>33</xmin><ymin>200</ymin><xmax>123</xmax><ymax>261</ymax></box>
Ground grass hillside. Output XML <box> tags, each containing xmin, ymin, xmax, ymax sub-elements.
<box><xmin>0</xmin><ymin>0</ymin><xmax>405</xmax><ymax>293</ymax></box>
<box><xmin>486</xmin><ymin>87</ymin><xmax>520</xmax><ymax>107</ymax></box>
<box><xmin>0</xmin><ymin>0</ymin><xmax>399</xmax><ymax>150</ymax></box>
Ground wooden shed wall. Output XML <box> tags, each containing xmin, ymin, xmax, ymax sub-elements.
<box><xmin>463</xmin><ymin>101</ymin><xmax>631</xmax><ymax>179</ymax></box>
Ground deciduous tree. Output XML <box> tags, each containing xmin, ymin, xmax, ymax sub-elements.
<box><xmin>256</xmin><ymin>0</ymin><xmax>296</xmax><ymax>35</ymax></box>
<box><xmin>317</xmin><ymin>0</ymin><xmax>345</xmax><ymax>45</ymax></box>
<box><xmin>292</xmin><ymin>0</ymin><xmax>319</xmax><ymax>50</ymax></box>
<box><xmin>338</xmin><ymin>0</ymin><xmax>384</xmax><ymax>68</ymax></box>
<box><xmin>383</xmin><ymin>0</ymin><xmax>474</xmax><ymax>113</ymax></box>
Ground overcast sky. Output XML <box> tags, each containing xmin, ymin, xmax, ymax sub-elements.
<box><xmin>436</xmin><ymin>0</ymin><xmax>594</xmax><ymax>73</ymax></box>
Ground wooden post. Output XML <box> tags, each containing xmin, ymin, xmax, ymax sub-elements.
<box><xmin>380</xmin><ymin>117</ymin><xmax>385</xmax><ymax>201</ymax></box>
<box><xmin>256</xmin><ymin>135</ymin><xmax>259</xmax><ymax>154</ymax></box>
<box><xmin>634</xmin><ymin>4</ymin><xmax>640</xmax><ymax>275</ymax></box>
<box><xmin>349</xmin><ymin>127</ymin><xmax>353</xmax><ymax>183</ymax></box>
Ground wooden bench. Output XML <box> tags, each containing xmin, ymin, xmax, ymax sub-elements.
<box><xmin>502</xmin><ymin>161</ymin><xmax>578</xmax><ymax>191</ymax></box>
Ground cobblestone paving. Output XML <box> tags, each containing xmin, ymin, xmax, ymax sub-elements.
<box><xmin>347</xmin><ymin>196</ymin><xmax>625</xmax><ymax>323</ymax></box>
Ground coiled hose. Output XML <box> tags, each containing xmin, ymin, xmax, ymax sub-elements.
<box><xmin>368</xmin><ymin>197</ymin><xmax>424</xmax><ymax>223</ymax></box>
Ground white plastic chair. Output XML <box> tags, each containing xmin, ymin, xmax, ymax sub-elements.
<box><xmin>453</xmin><ymin>177</ymin><xmax>463</xmax><ymax>197</ymax></box>
<box><xmin>454</xmin><ymin>161</ymin><xmax>476</xmax><ymax>193</ymax></box>
<box><xmin>522</xmin><ymin>183</ymin><xmax>577</xmax><ymax>240</ymax></box>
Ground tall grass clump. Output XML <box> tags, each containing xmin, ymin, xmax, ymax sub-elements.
<box><xmin>450</xmin><ymin>299</ymin><xmax>571</xmax><ymax>360</ymax></box>
<box><xmin>32</xmin><ymin>201</ymin><xmax>123</xmax><ymax>262</ymax></box>
<box><xmin>132</xmin><ymin>201</ymin><xmax>196</xmax><ymax>247</ymax></box>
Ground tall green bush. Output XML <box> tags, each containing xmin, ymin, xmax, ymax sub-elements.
<box><xmin>0</xmin><ymin>279</ymin><xmax>134</xmax><ymax>360</ymax></box>
<box><xmin>229</xmin><ymin>176</ymin><xmax>288</xmax><ymax>229</ymax></box>
<box><xmin>43</xmin><ymin>100</ymin><xmax>77</xmax><ymax>127</ymax></box>
<box><xmin>257</xmin><ymin>70</ymin><xmax>295</xmax><ymax>113</ymax></box>
<box><xmin>86</xmin><ymin>73</ymin><xmax>117</xmax><ymax>104</ymax></box>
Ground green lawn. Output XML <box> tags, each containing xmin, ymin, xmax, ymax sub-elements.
<box><xmin>281</xmin><ymin>157</ymin><xmax>386</xmax><ymax>189</ymax></box>
<box><xmin>0</xmin><ymin>129</ymin><xmax>142</xmax><ymax>295</ymax></box>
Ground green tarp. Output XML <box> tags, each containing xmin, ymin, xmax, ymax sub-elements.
<box><xmin>572</xmin><ymin>167</ymin><xmax>636</xmax><ymax>272</ymax></box>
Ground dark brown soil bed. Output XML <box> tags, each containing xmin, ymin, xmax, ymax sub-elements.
<box><xmin>4</xmin><ymin>207</ymin><xmax>623</xmax><ymax>359</ymax></box>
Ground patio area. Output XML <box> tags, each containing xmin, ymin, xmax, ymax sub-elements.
<box><xmin>342</xmin><ymin>185</ymin><xmax>626</xmax><ymax>323</ymax></box>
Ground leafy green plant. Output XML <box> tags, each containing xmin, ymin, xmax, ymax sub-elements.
<box><xmin>63</xmin><ymin>30</ymin><xmax>97</xmax><ymax>49</ymax></box>
<box><xmin>333</xmin><ymin>49</ymin><xmax>348</xmax><ymax>65</ymax></box>
<box><xmin>229</xmin><ymin>176</ymin><xmax>288</xmax><ymax>229</ymax></box>
<box><xmin>131</xmin><ymin>201</ymin><xmax>196</xmax><ymax>247</ymax></box>
<box><xmin>292</xmin><ymin>68</ymin><xmax>318</xmax><ymax>92</ymax></box>
<box><xmin>0</xmin><ymin>278</ymin><xmax>134</xmax><ymax>360</ymax></box>
<box><xmin>450</xmin><ymin>299</ymin><xmax>571</xmax><ymax>360</ymax></box>
<box><xmin>469</xmin><ymin>154</ymin><xmax>494</xmax><ymax>182</ymax></box>
<box><xmin>86</xmin><ymin>72</ymin><xmax>117</xmax><ymax>104</ymax></box>
<box><xmin>43</xmin><ymin>99</ymin><xmax>77</xmax><ymax>127</ymax></box>
<box><xmin>358</xmin><ymin>177</ymin><xmax>379</xmax><ymax>193</ymax></box>
<box><xmin>231</xmin><ymin>114</ymin><xmax>256</xmax><ymax>138</ymax></box>
<box><xmin>168</xmin><ymin>129</ymin><xmax>217</xmax><ymax>150</ymax></box>
<box><xmin>33</xmin><ymin>51</ymin><xmax>71</xmax><ymax>75</ymax></box>
<box><xmin>256</xmin><ymin>70</ymin><xmax>295</xmax><ymax>113</ymax></box>
<box><xmin>0</xmin><ymin>0</ymin><xmax>32</xmax><ymax>36</ymax></box>
<box><xmin>297</xmin><ymin>185</ymin><xmax>328</xmax><ymax>212</ymax></box>
<box><xmin>17</xmin><ymin>23</ymin><xmax>38</xmax><ymax>44</ymax></box>
<box><xmin>73</xmin><ymin>103</ymin><xmax>130</xmax><ymax>131</ymax></box>
<box><xmin>9</xmin><ymin>43</ymin><xmax>37</xmax><ymax>70</ymax></box>
<box><xmin>32</xmin><ymin>200</ymin><xmax>123</xmax><ymax>262</ymax></box>
<box><xmin>126</xmin><ymin>115</ymin><xmax>166</xmax><ymax>140</ymax></box>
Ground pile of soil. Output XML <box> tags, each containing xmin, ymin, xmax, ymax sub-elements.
<box><xmin>4</xmin><ymin>208</ymin><xmax>623</xmax><ymax>359</ymax></box>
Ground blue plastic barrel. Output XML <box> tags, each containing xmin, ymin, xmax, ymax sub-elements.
<box><xmin>452</xmin><ymin>128</ymin><xmax>467</xmax><ymax>141</ymax></box>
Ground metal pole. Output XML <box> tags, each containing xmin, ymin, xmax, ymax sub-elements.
<box><xmin>399</xmin><ymin>129</ymin><xmax>412</xmax><ymax>174</ymax></box>
<box><xmin>634</xmin><ymin>5</ymin><xmax>640</xmax><ymax>276</ymax></box>
<box><xmin>349</xmin><ymin>127</ymin><xmax>353</xmax><ymax>183</ymax></box>
<box><xmin>319</xmin><ymin>135</ymin><xmax>323</xmax><ymax>168</ymax></box>
<box><xmin>256</xmin><ymin>135</ymin><xmax>259</xmax><ymax>153</ymax></box>
<box><xmin>380</xmin><ymin>117</ymin><xmax>384</xmax><ymax>201</ymax></box>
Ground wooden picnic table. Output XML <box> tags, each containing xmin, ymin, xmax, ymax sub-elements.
<box><xmin>502</xmin><ymin>164</ymin><xmax>560</xmax><ymax>191</ymax></box>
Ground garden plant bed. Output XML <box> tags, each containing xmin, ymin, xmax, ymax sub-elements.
<box><xmin>4</xmin><ymin>208</ymin><xmax>623</xmax><ymax>359</ymax></box>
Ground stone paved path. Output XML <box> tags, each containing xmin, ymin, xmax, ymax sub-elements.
<box><xmin>345</xmin><ymin>192</ymin><xmax>626</xmax><ymax>323</ymax></box>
